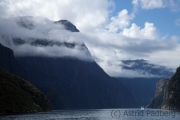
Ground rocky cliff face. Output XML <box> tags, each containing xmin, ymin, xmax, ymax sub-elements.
<box><xmin>147</xmin><ymin>67</ymin><xmax>180</xmax><ymax>110</ymax></box>
<box><xmin>155</xmin><ymin>79</ymin><xmax>169</xmax><ymax>98</ymax></box>
<box><xmin>146</xmin><ymin>78</ymin><xmax>170</xmax><ymax>108</ymax></box>
<box><xmin>162</xmin><ymin>67</ymin><xmax>180</xmax><ymax>110</ymax></box>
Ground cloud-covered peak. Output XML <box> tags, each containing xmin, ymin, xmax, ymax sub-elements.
<box><xmin>0</xmin><ymin>0</ymin><xmax>180</xmax><ymax>77</ymax></box>
<box><xmin>0</xmin><ymin>17</ymin><xmax>93</xmax><ymax>61</ymax></box>
<box><xmin>55</xmin><ymin>20</ymin><xmax>80</xmax><ymax>32</ymax></box>
<box><xmin>120</xmin><ymin>59</ymin><xmax>174</xmax><ymax>78</ymax></box>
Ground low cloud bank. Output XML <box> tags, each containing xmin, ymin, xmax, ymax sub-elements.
<box><xmin>0</xmin><ymin>17</ymin><xmax>93</xmax><ymax>61</ymax></box>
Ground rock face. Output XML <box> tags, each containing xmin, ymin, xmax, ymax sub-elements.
<box><xmin>147</xmin><ymin>67</ymin><xmax>180</xmax><ymax>110</ymax></box>
<box><xmin>162</xmin><ymin>67</ymin><xmax>180</xmax><ymax>110</ymax></box>
<box><xmin>155</xmin><ymin>79</ymin><xmax>169</xmax><ymax>98</ymax></box>
<box><xmin>0</xmin><ymin>68</ymin><xmax>51</xmax><ymax>114</ymax></box>
<box><xmin>146</xmin><ymin>78</ymin><xmax>170</xmax><ymax>108</ymax></box>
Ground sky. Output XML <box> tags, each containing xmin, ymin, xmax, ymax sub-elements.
<box><xmin>0</xmin><ymin>0</ymin><xmax>180</xmax><ymax>77</ymax></box>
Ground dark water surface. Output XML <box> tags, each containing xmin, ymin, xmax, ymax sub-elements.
<box><xmin>1</xmin><ymin>109</ymin><xmax>180</xmax><ymax>120</ymax></box>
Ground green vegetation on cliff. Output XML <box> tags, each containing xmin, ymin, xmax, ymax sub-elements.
<box><xmin>0</xmin><ymin>68</ymin><xmax>51</xmax><ymax>114</ymax></box>
<box><xmin>162</xmin><ymin>66</ymin><xmax>180</xmax><ymax>110</ymax></box>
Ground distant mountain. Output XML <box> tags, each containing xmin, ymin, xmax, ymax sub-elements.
<box><xmin>0</xmin><ymin>67</ymin><xmax>51</xmax><ymax>114</ymax></box>
<box><xmin>121</xmin><ymin>59</ymin><xmax>174</xmax><ymax>78</ymax></box>
<box><xmin>116</xmin><ymin>60</ymin><xmax>174</xmax><ymax>107</ymax></box>
<box><xmin>0</xmin><ymin>17</ymin><xmax>139</xmax><ymax>109</ymax></box>
<box><xmin>118</xmin><ymin>77</ymin><xmax>161</xmax><ymax>107</ymax></box>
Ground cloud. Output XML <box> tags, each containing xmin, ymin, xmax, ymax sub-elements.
<box><xmin>106</xmin><ymin>9</ymin><xmax>134</xmax><ymax>32</ymax></box>
<box><xmin>121</xmin><ymin>22</ymin><xmax>159</xmax><ymax>40</ymax></box>
<box><xmin>0</xmin><ymin>0</ymin><xmax>113</xmax><ymax>33</ymax></box>
<box><xmin>0</xmin><ymin>17</ymin><xmax>93</xmax><ymax>61</ymax></box>
<box><xmin>0</xmin><ymin>0</ymin><xmax>180</xmax><ymax>77</ymax></box>
<box><xmin>132</xmin><ymin>0</ymin><xmax>165</xmax><ymax>9</ymax></box>
<box><xmin>132</xmin><ymin>0</ymin><xmax>180</xmax><ymax>11</ymax></box>
<box><xmin>168</xmin><ymin>0</ymin><xmax>180</xmax><ymax>12</ymax></box>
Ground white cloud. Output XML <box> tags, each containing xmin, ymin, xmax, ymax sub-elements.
<box><xmin>149</xmin><ymin>44</ymin><xmax>180</xmax><ymax>69</ymax></box>
<box><xmin>0</xmin><ymin>17</ymin><xmax>93</xmax><ymax>61</ymax></box>
<box><xmin>106</xmin><ymin>9</ymin><xmax>134</xmax><ymax>32</ymax></box>
<box><xmin>0</xmin><ymin>0</ymin><xmax>180</xmax><ymax>77</ymax></box>
<box><xmin>132</xmin><ymin>0</ymin><xmax>180</xmax><ymax>11</ymax></box>
<box><xmin>121</xmin><ymin>22</ymin><xmax>159</xmax><ymax>40</ymax></box>
<box><xmin>132</xmin><ymin>0</ymin><xmax>165</xmax><ymax>9</ymax></box>
<box><xmin>0</xmin><ymin>0</ymin><xmax>112</xmax><ymax>33</ymax></box>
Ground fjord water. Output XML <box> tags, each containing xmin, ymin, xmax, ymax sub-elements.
<box><xmin>1</xmin><ymin>109</ymin><xmax>180</xmax><ymax>120</ymax></box>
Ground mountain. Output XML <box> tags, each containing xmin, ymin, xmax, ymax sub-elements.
<box><xmin>0</xmin><ymin>67</ymin><xmax>51</xmax><ymax>114</ymax></box>
<box><xmin>162</xmin><ymin>66</ymin><xmax>180</xmax><ymax>110</ymax></box>
<box><xmin>146</xmin><ymin>78</ymin><xmax>170</xmax><ymax>108</ymax></box>
<box><xmin>147</xmin><ymin>66</ymin><xmax>180</xmax><ymax>110</ymax></box>
<box><xmin>0</xmin><ymin>17</ymin><xmax>138</xmax><ymax>109</ymax></box>
<box><xmin>0</xmin><ymin>43</ymin><xmax>26</xmax><ymax>78</ymax></box>
<box><xmin>0</xmin><ymin>43</ymin><xmax>64</xmax><ymax>110</ymax></box>
<box><xmin>116</xmin><ymin>59</ymin><xmax>174</xmax><ymax>107</ymax></box>
<box><xmin>120</xmin><ymin>59</ymin><xmax>174</xmax><ymax>77</ymax></box>
<box><xmin>118</xmin><ymin>77</ymin><xmax>161</xmax><ymax>107</ymax></box>
<box><xmin>54</xmin><ymin>20</ymin><xmax>79</xmax><ymax>32</ymax></box>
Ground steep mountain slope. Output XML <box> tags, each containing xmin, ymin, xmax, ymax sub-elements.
<box><xmin>0</xmin><ymin>67</ymin><xmax>51</xmax><ymax>114</ymax></box>
<box><xmin>0</xmin><ymin>43</ymin><xmax>64</xmax><ymax>110</ymax></box>
<box><xmin>0</xmin><ymin>43</ymin><xmax>25</xmax><ymax>78</ymax></box>
<box><xmin>162</xmin><ymin>67</ymin><xmax>180</xmax><ymax>110</ymax></box>
<box><xmin>146</xmin><ymin>78</ymin><xmax>170</xmax><ymax>108</ymax></box>
<box><xmin>147</xmin><ymin>66</ymin><xmax>180</xmax><ymax>110</ymax></box>
<box><xmin>17</xmin><ymin>56</ymin><xmax>138</xmax><ymax>109</ymax></box>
